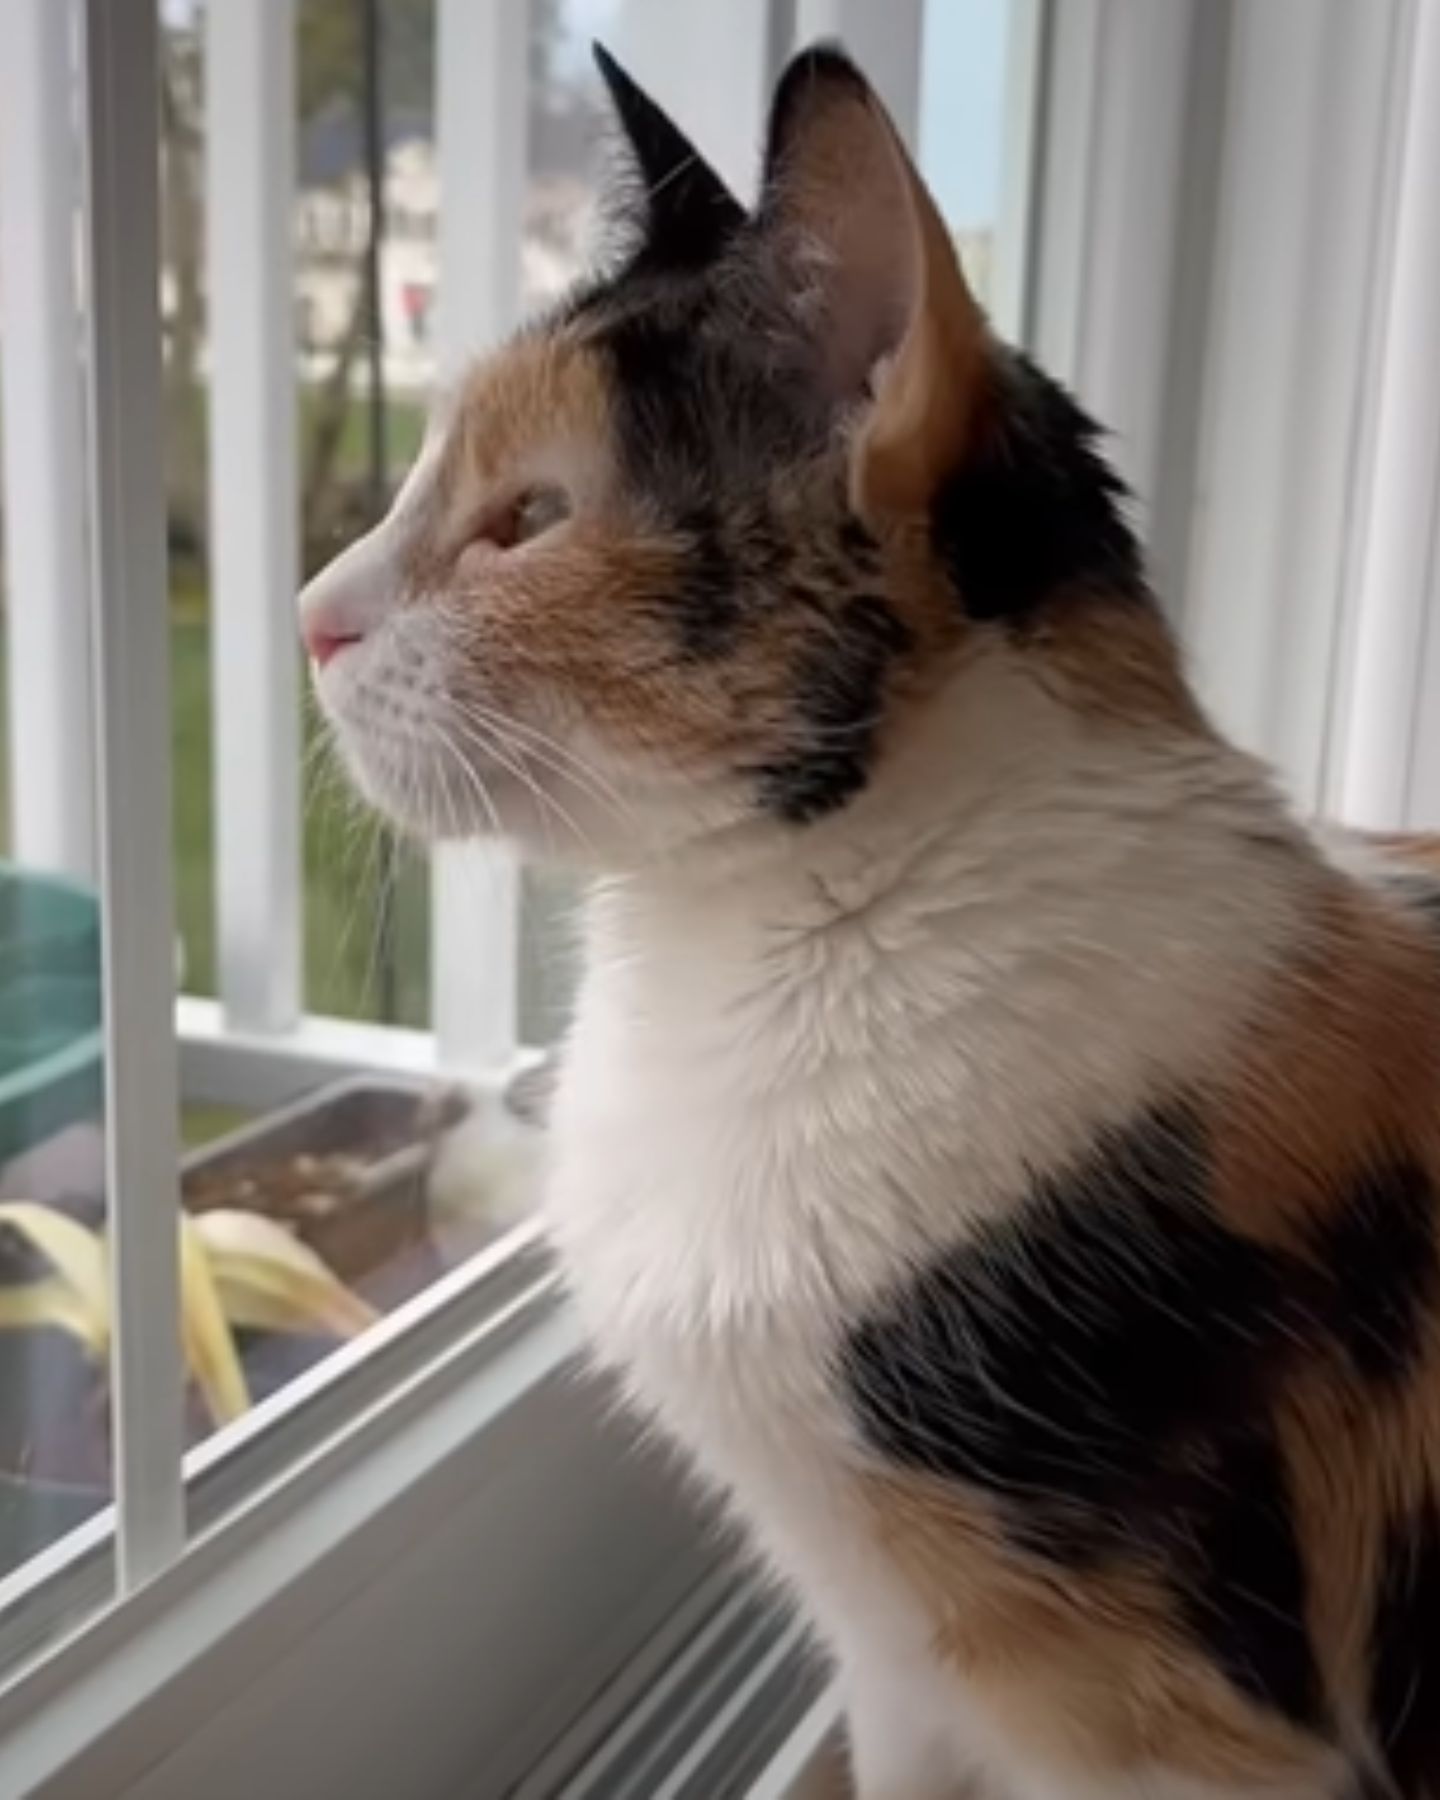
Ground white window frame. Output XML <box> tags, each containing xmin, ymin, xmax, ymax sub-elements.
<box><xmin>1176</xmin><ymin>0</ymin><xmax>1415</xmax><ymax>814</ymax></box>
<box><xmin>81</xmin><ymin>0</ymin><xmax>187</xmax><ymax>1590</ymax></box>
<box><xmin>1326</xmin><ymin>0</ymin><xmax>1440</xmax><ymax>830</ymax></box>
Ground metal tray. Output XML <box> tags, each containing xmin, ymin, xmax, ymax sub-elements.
<box><xmin>181</xmin><ymin>1075</ymin><xmax>468</xmax><ymax>1295</ymax></box>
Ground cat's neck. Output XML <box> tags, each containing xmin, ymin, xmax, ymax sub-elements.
<box><xmin>587</xmin><ymin>647</ymin><xmax>1312</xmax><ymax>1008</ymax></box>
<box><xmin>571</xmin><ymin>648</ymin><xmax>1327</xmax><ymax>1226</ymax></box>
<box><xmin>563</xmin><ymin>651</ymin><xmax>1320</xmax><ymax>1302</ymax></box>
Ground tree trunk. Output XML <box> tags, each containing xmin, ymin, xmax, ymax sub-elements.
<box><xmin>301</xmin><ymin>272</ymin><xmax>370</xmax><ymax>573</ymax></box>
<box><xmin>160</xmin><ymin>48</ymin><xmax>208</xmax><ymax>574</ymax></box>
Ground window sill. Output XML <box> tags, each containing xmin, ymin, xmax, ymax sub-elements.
<box><xmin>0</xmin><ymin>1239</ymin><xmax>719</xmax><ymax>1798</ymax></box>
<box><xmin>753</xmin><ymin>1694</ymin><xmax>846</xmax><ymax>1799</ymax></box>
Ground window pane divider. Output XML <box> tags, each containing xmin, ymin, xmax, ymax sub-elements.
<box><xmin>0</xmin><ymin>1226</ymin><xmax>557</xmax><ymax>1681</ymax></box>
<box><xmin>429</xmin><ymin>0</ymin><xmax>530</xmax><ymax>1069</ymax></box>
<box><xmin>1331</xmin><ymin>0</ymin><xmax>1440</xmax><ymax>829</ymax></box>
<box><xmin>0</xmin><ymin>0</ymin><xmax>98</xmax><ymax>884</ymax></box>
<box><xmin>81</xmin><ymin>0</ymin><xmax>186</xmax><ymax>1590</ymax></box>
<box><xmin>204</xmin><ymin>0</ymin><xmax>303</xmax><ymax>1033</ymax></box>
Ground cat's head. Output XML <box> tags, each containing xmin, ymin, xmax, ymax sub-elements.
<box><xmin>301</xmin><ymin>45</ymin><xmax>1168</xmax><ymax>866</ymax></box>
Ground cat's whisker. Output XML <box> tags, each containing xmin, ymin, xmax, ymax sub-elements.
<box><xmin>299</xmin><ymin>721</ymin><xmax>393</xmax><ymax>1010</ymax></box>
<box><xmin>442</xmin><ymin>712</ymin><xmax>597</xmax><ymax>855</ymax></box>
<box><xmin>453</xmin><ymin>700</ymin><xmax>629</xmax><ymax>800</ymax></box>
<box><xmin>353</xmin><ymin>806</ymin><xmax>400</xmax><ymax>1019</ymax></box>
<box><xmin>448</xmin><ymin>700</ymin><xmax>637</xmax><ymax>829</ymax></box>
<box><xmin>434</xmin><ymin>720</ymin><xmax>505</xmax><ymax>842</ymax></box>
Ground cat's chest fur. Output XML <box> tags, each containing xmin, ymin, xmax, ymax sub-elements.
<box><xmin>545</xmin><ymin>882</ymin><xmax>917</xmax><ymax>1450</ymax></box>
<box><xmin>543</xmin><ymin>856</ymin><xmax>998</xmax><ymax>1672</ymax></box>
<box><xmin>544</xmin><ymin>761</ymin><xmax>1298</xmax><ymax>1519</ymax></box>
<box><xmin>541</xmin><ymin>741</ymin><xmax>1315</xmax><ymax>1797</ymax></box>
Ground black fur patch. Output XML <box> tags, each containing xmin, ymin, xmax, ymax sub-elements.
<box><xmin>1392</xmin><ymin>875</ymin><xmax>1440</xmax><ymax>956</ymax></box>
<box><xmin>671</xmin><ymin>504</ymin><xmax>742</xmax><ymax>659</ymax></box>
<box><xmin>756</xmin><ymin>595</ymin><xmax>913</xmax><ymax>823</ymax></box>
<box><xmin>1349</xmin><ymin>1769</ymin><xmax>1402</xmax><ymax>1800</ymax></box>
<box><xmin>760</xmin><ymin>45</ymin><xmax>873</xmax><ymax>196</ymax></box>
<box><xmin>1370</xmin><ymin>1505</ymin><xmax>1440</xmax><ymax>1794</ymax></box>
<box><xmin>592</xmin><ymin>45</ymin><xmax>745</xmax><ymax>274</ymax></box>
<box><xmin>590</xmin><ymin>288</ymin><xmax>823</xmax><ymax>510</ymax></box>
<box><xmin>844</xmin><ymin>1103</ymin><xmax>1284</xmax><ymax>1505</ymax></box>
<box><xmin>842</xmin><ymin>1099</ymin><xmax>1327</xmax><ymax>1729</ymax></box>
<box><xmin>1409</xmin><ymin>882</ymin><xmax>1440</xmax><ymax>945</ymax></box>
<box><xmin>931</xmin><ymin>352</ymin><xmax>1147</xmax><ymax>624</ymax></box>
<box><xmin>566</xmin><ymin>144</ymin><xmax>1162</xmax><ymax>823</ymax></box>
<box><xmin>1308</xmin><ymin>1151</ymin><xmax>1437</xmax><ymax>1388</ymax></box>
<box><xmin>1176</xmin><ymin>1427</ymin><xmax>1321</xmax><ymax>1728</ymax></box>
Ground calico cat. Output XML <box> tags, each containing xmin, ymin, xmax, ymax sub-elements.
<box><xmin>301</xmin><ymin>42</ymin><xmax>1440</xmax><ymax>1800</ymax></box>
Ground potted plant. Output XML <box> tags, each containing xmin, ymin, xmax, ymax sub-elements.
<box><xmin>0</xmin><ymin>1198</ymin><xmax>375</xmax><ymax>1578</ymax></box>
<box><xmin>0</xmin><ymin>1067</ymin><xmax>548</xmax><ymax>1580</ymax></box>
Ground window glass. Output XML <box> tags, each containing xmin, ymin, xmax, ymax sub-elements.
<box><xmin>0</xmin><ymin>0</ymin><xmax>1030</xmax><ymax>1612</ymax></box>
<box><xmin>0</xmin><ymin>28</ymin><xmax>114</xmax><ymax>1613</ymax></box>
<box><xmin>168</xmin><ymin>0</ymin><xmax>583</xmax><ymax>1467</ymax></box>
<box><xmin>919</xmin><ymin>0</ymin><xmax>1015</xmax><ymax>316</ymax></box>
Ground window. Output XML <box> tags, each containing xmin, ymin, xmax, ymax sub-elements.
<box><xmin>14</xmin><ymin>0</ymin><xmax>1431</xmax><ymax>1793</ymax></box>
<box><xmin>0</xmin><ymin>4</ymin><xmax>1027</xmax><ymax>1785</ymax></box>
<box><xmin>0</xmin><ymin>0</ymin><xmax>117</xmax><ymax>1640</ymax></box>
<box><xmin>918</xmin><ymin>0</ymin><xmax>1016</xmax><ymax>319</ymax></box>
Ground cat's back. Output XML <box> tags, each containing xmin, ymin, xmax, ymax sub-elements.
<box><xmin>830</xmin><ymin>835</ymin><xmax>1440</xmax><ymax>1795</ymax></box>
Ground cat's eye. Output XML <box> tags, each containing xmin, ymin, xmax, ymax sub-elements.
<box><xmin>507</xmin><ymin>486</ymin><xmax>571</xmax><ymax>547</ymax></box>
<box><xmin>473</xmin><ymin>485</ymin><xmax>571</xmax><ymax>553</ymax></box>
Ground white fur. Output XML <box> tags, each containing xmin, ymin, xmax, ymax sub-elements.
<box><xmin>425</xmin><ymin>1086</ymin><xmax>545</xmax><ymax>1263</ymax></box>
<box><xmin>545</xmin><ymin>650</ymin><xmax>1327</xmax><ymax>1798</ymax></box>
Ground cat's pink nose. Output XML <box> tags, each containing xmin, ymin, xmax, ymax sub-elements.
<box><xmin>305</xmin><ymin>622</ymin><xmax>363</xmax><ymax>668</ymax></box>
<box><xmin>299</xmin><ymin>522</ymin><xmax>392</xmax><ymax>664</ymax></box>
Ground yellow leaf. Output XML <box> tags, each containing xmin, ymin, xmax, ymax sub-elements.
<box><xmin>0</xmin><ymin>1276</ymin><xmax>108</xmax><ymax>1356</ymax></box>
<box><xmin>193</xmin><ymin>1209</ymin><xmax>377</xmax><ymax>1339</ymax></box>
<box><xmin>178</xmin><ymin>1214</ymin><xmax>250</xmax><ymax>1426</ymax></box>
<box><xmin>0</xmin><ymin>1202</ymin><xmax>109</xmax><ymax>1326</ymax></box>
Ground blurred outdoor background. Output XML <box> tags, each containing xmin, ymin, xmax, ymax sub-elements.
<box><xmin>0</xmin><ymin>0</ymin><xmax>1003</xmax><ymax>1042</ymax></box>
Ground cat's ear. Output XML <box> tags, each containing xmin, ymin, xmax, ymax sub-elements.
<box><xmin>757</xmin><ymin>46</ymin><xmax>988</xmax><ymax>522</ymax></box>
<box><xmin>593</xmin><ymin>43</ymin><xmax>745</xmax><ymax>270</ymax></box>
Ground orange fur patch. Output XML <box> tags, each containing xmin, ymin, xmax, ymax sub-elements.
<box><xmin>402</xmin><ymin>333</ymin><xmax>613</xmax><ymax>594</ymax></box>
<box><xmin>1209</xmin><ymin>874</ymin><xmax>1440</xmax><ymax>1247</ymax></box>
<box><xmin>1021</xmin><ymin>591</ymin><xmax>1209</xmax><ymax>736</ymax></box>
<box><xmin>1201</xmin><ymin>876</ymin><xmax>1440</xmax><ymax>1722</ymax></box>
<box><xmin>1360</xmin><ymin>831</ymin><xmax>1440</xmax><ymax>881</ymax></box>
<box><xmin>857</xmin><ymin>1472</ymin><xmax>1333</xmax><ymax>1789</ymax></box>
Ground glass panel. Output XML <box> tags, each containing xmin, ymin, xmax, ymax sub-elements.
<box><xmin>163</xmin><ymin>4</ymin><xmax>214</xmax><ymax>1015</ymax></box>
<box><xmin>0</xmin><ymin>0</ymin><xmax>688</xmax><ymax>1621</ymax></box>
<box><xmin>918</xmin><ymin>0</ymin><xmax>1015</xmax><ymax>315</ymax></box>
<box><xmin>171</xmin><ymin>0</ymin><xmax>577</xmax><ymax>1470</ymax></box>
<box><xmin>295</xmin><ymin>0</ymin><xmax>432</xmax><ymax>1028</ymax></box>
<box><xmin>519</xmin><ymin>0</ymin><xmax>604</xmax><ymax>1045</ymax></box>
<box><xmin>0</xmin><ymin>0</ymin><xmax>115</xmax><ymax>1628</ymax></box>
<box><xmin>168</xmin><ymin>0</ymin><xmax>1029</xmax><ymax>1477</ymax></box>
<box><xmin>525</xmin><ymin>0</ymin><xmax>605</xmax><ymax>307</ymax></box>
<box><xmin>0</xmin><ymin>853</ymin><xmax>110</xmax><ymax>1581</ymax></box>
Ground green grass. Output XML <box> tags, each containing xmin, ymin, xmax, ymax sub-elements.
<box><xmin>0</xmin><ymin>383</ymin><xmax>433</xmax><ymax>1031</ymax></box>
<box><xmin>180</xmin><ymin>1101</ymin><xmax>254</xmax><ymax>1149</ymax></box>
<box><xmin>0</xmin><ymin>612</ymin><xmax>428</xmax><ymax>1032</ymax></box>
<box><xmin>309</xmin><ymin>391</ymin><xmax>427</xmax><ymax>483</ymax></box>
<box><xmin>169</xmin><ymin>616</ymin><xmax>430</xmax><ymax>1027</ymax></box>
<box><xmin>167</xmin><ymin>384</ymin><xmax>430</xmax><ymax>1025</ymax></box>
<box><xmin>169</xmin><ymin>390</ymin><xmax>426</xmax><ymax>500</ymax></box>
